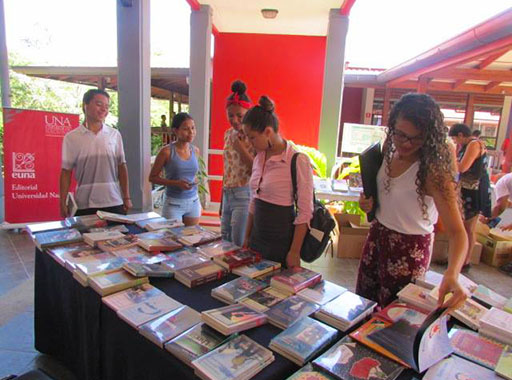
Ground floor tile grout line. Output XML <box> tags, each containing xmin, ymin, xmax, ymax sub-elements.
<box><xmin>6</xmin><ymin>232</ymin><xmax>31</xmax><ymax>279</ymax></box>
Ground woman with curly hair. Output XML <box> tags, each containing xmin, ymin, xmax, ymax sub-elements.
<box><xmin>357</xmin><ymin>93</ymin><xmax>468</xmax><ymax>307</ymax></box>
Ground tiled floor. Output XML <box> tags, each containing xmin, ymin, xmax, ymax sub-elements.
<box><xmin>0</xmin><ymin>228</ymin><xmax>511</xmax><ymax>379</ymax></box>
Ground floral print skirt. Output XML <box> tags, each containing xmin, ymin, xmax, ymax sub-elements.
<box><xmin>355</xmin><ymin>220</ymin><xmax>433</xmax><ymax>307</ymax></box>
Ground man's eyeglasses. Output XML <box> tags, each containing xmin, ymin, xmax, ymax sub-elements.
<box><xmin>392</xmin><ymin>129</ymin><xmax>424</xmax><ymax>145</ymax></box>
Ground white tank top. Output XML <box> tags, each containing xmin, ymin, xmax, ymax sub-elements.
<box><xmin>375</xmin><ymin>160</ymin><xmax>438</xmax><ymax>235</ymax></box>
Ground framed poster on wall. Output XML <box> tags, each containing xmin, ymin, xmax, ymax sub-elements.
<box><xmin>341</xmin><ymin>123</ymin><xmax>387</xmax><ymax>154</ymax></box>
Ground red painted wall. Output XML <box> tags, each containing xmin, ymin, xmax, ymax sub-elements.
<box><xmin>209</xmin><ymin>32</ymin><xmax>327</xmax><ymax>202</ymax></box>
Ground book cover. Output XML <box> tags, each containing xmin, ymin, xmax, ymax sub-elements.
<box><xmin>313</xmin><ymin>336</ymin><xmax>403</xmax><ymax>380</ymax></box>
<box><xmin>34</xmin><ymin>228</ymin><xmax>82</xmax><ymax>249</ymax></box>
<box><xmin>198</xmin><ymin>240</ymin><xmax>240</xmax><ymax>259</ymax></box>
<box><xmin>102</xmin><ymin>283</ymin><xmax>163</xmax><ymax>311</ymax></box>
<box><xmin>75</xmin><ymin>254</ymin><xmax>126</xmax><ymax>277</ymax></box>
<box><xmin>47</xmin><ymin>242</ymin><xmax>101</xmax><ymax>266</ymax></box>
<box><xmin>162</xmin><ymin>249</ymin><xmax>209</xmax><ymax>272</ymax></box>
<box><xmin>192</xmin><ymin>335</ymin><xmax>274</xmax><ymax>380</ymax></box>
<box><xmin>89</xmin><ymin>269</ymin><xmax>148</xmax><ymax>296</ymax></box>
<box><xmin>375</xmin><ymin>301</ymin><xmax>429</xmax><ymax>326</ymax></box>
<box><xmin>297</xmin><ymin>280</ymin><xmax>347</xmax><ymax>305</ymax></box>
<box><xmin>202</xmin><ymin>304</ymin><xmax>267</xmax><ymax>331</ymax></box>
<box><xmin>213</xmin><ymin>249</ymin><xmax>262</xmax><ymax>270</ymax></box>
<box><xmin>139</xmin><ymin>305</ymin><xmax>201</xmax><ymax>348</ymax></box>
<box><xmin>359</xmin><ymin>141</ymin><xmax>383</xmax><ymax>221</ymax></box>
<box><xmin>122</xmin><ymin>262</ymin><xmax>174</xmax><ymax>278</ymax></box>
<box><xmin>367</xmin><ymin>308</ymin><xmax>452</xmax><ymax>372</ymax></box>
<box><xmin>232</xmin><ymin>259</ymin><xmax>281</xmax><ymax>278</ymax></box>
<box><xmin>397</xmin><ymin>283</ymin><xmax>436</xmax><ymax>311</ymax></box>
<box><xmin>480</xmin><ymin>307</ymin><xmax>512</xmax><ymax>340</ymax></box>
<box><xmin>82</xmin><ymin>230</ymin><xmax>125</xmax><ymax>247</ymax></box>
<box><xmin>423</xmin><ymin>355</ymin><xmax>499</xmax><ymax>380</ymax></box>
<box><xmin>175</xmin><ymin>262</ymin><xmax>227</xmax><ymax>288</ymax></box>
<box><xmin>254</xmin><ymin>269</ymin><xmax>281</xmax><ymax>286</ymax></box>
<box><xmin>96</xmin><ymin>210</ymin><xmax>161</xmax><ymax>224</ymax></box>
<box><xmin>145</xmin><ymin>219</ymin><xmax>184</xmax><ymax>231</ymax></box>
<box><xmin>111</xmin><ymin>246</ymin><xmax>148</xmax><ymax>260</ymax></box>
<box><xmin>286</xmin><ymin>363</ymin><xmax>336</xmax><ymax>380</ymax></box>
<box><xmin>135</xmin><ymin>216</ymin><xmax>167</xmax><ymax>229</ymax></box>
<box><xmin>211</xmin><ymin>277</ymin><xmax>266</xmax><ymax>303</ymax></box>
<box><xmin>26</xmin><ymin>220</ymin><xmax>68</xmax><ymax>235</ymax></box>
<box><xmin>415</xmin><ymin>270</ymin><xmax>443</xmax><ymax>290</ymax></box>
<box><xmin>448</xmin><ymin>325</ymin><xmax>505</xmax><ymax>369</ymax></box>
<box><xmin>165</xmin><ymin>323</ymin><xmax>232</xmax><ymax>366</ymax></box>
<box><xmin>97</xmin><ymin>234</ymin><xmax>139</xmax><ymax>252</ymax></box>
<box><xmin>270</xmin><ymin>317</ymin><xmax>337</xmax><ymax>365</ymax></box>
<box><xmin>270</xmin><ymin>266</ymin><xmax>322</xmax><ymax>293</ymax></box>
<box><xmin>496</xmin><ymin>345</ymin><xmax>512</xmax><ymax>380</ymax></box>
<box><xmin>472</xmin><ymin>284</ymin><xmax>507</xmax><ymax>309</ymax></box>
<box><xmin>170</xmin><ymin>225</ymin><xmax>221</xmax><ymax>247</ymax></box>
<box><xmin>136</xmin><ymin>229</ymin><xmax>182</xmax><ymax>252</ymax></box>
<box><xmin>349</xmin><ymin>317</ymin><xmax>409</xmax><ymax>367</ymax></box>
<box><xmin>239</xmin><ymin>287</ymin><xmax>289</xmax><ymax>313</ymax></box>
<box><xmin>88</xmin><ymin>224</ymin><xmax>129</xmax><ymax>234</ymax></box>
<box><xmin>65</xmin><ymin>214</ymin><xmax>108</xmax><ymax>232</ymax></box>
<box><xmin>117</xmin><ymin>294</ymin><xmax>183</xmax><ymax>328</ymax></box>
<box><xmin>319</xmin><ymin>291</ymin><xmax>377</xmax><ymax>325</ymax></box>
<box><xmin>266</xmin><ymin>295</ymin><xmax>320</xmax><ymax>329</ymax></box>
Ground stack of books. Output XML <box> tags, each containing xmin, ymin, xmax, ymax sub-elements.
<box><xmin>135</xmin><ymin>216</ymin><xmax>167</xmax><ymax>229</ymax></box>
<box><xmin>96</xmin><ymin>210</ymin><xmax>161</xmax><ymax>224</ymax></box>
<box><xmin>191</xmin><ymin>335</ymin><xmax>274</xmax><ymax>380</ymax></box>
<box><xmin>472</xmin><ymin>284</ymin><xmax>507</xmax><ymax>309</ymax></box>
<box><xmin>266</xmin><ymin>295</ymin><xmax>319</xmax><ymax>329</ymax></box>
<box><xmin>102</xmin><ymin>283</ymin><xmax>163</xmax><ymax>310</ymax></box>
<box><xmin>117</xmin><ymin>293</ymin><xmax>183</xmax><ymax>328</ymax></box>
<box><xmin>136</xmin><ymin>229</ymin><xmax>182</xmax><ymax>252</ymax></box>
<box><xmin>138</xmin><ymin>305</ymin><xmax>201</xmax><ymax>348</ymax></box>
<box><xmin>65</xmin><ymin>214</ymin><xmax>108</xmax><ymax>231</ymax></box>
<box><xmin>97</xmin><ymin>234</ymin><xmax>139</xmax><ymax>252</ymax></box>
<box><xmin>269</xmin><ymin>317</ymin><xmax>337</xmax><ymax>366</ymax></box>
<box><xmin>415</xmin><ymin>270</ymin><xmax>477</xmax><ymax>293</ymax></box>
<box><xmin>201</xmin><ymin>304</ymin><xmax>267</xmax><ymax>335</ymax></box>
<box><xmin>270</xmin><ymin>267</ymin><xmax>322</xmax><ymax>294</ymax></box>
<box><xmin>111</xmin><ymin>246</ymin><xmax>153</xmax><ymax>261</ymax></box>
<box><xmin>73</xmin><ymin>254</ymin><xmax>127</xmax><ymax>286</ymax></box>
<box><xmin>26</xmin><ymin>220</ymin><xmax>69</xmax><ymax>236</ymax></box>
<box><xmin>162</xmin><ymin>248</ymin><xmax>209</xmax><ymax>272</ymax></box>
<box><xmin>213</xmin><ymin>249</ymin><xmax>262</xmax><ymax>271</ymax></box>
<box><xmin>144</xmin><ymin>219</ymin><xmax>184</xmax><ymax>231</ymax></box>
<box><xmin>88</xmin><ymin>224</ymin><xmax>129</xmax><ymax>234</ymax></box>
<box><xmin>210</xmin><ymin>277</ymin><xmax>266</xmax><ymax>304</ymax></box>
<box><xmin>396</xmin><ymin>283</ymin><xmax>437</xmax><ymax>311</ymax></box>
<box><xmin>33</xmin><ymin>228</ymin><xmax>82</xmax><ymax>250</ymax></box>
<box><xmin>297</xmin><ymin>280</ymin><xmax>347</xmax><ymax>305</ymax></box>
<box><xmin>174</xmin><ymin>261</ymin><xmax>227</xmax><ymax>288</ymax></box>
<box><xmin>82</xmin><ymin>230</ymin><xmax>125</xmax><ymax>247</ymax></box>
<box><xmin>253</xmin><ymin>269</ymin><xmax>282</xmax><ymax>286</ymax></box>
<box><xmin>315</xmin><ymin>291</ymin><xmax>376</xmax><ymax>331</ymax></box>
<box><xmin>232</xmin><ymin>259</ymin><xmax>281</xmax><ymax>278</ymax></box>
<box><xmin>122</xmin><ymin>262</ymin><xmax>174</xmax><ymax>278</ymax></box>
<box><xmin>239</xmin><ymin>287</ymin><xmax>290</xmax><ymax>313</ymax></box>
<box><xmin>170</xmin><ymin>225</ymin><xmax>221</xmax><ymax>247</ymax></box>
<box><xmin>197</xmin><ymin>240</ymin><xmax>240</xmax><ymax>259</ymax></box>
<box><xmin>480</xmin><ymin>307</ymin><xmax>512</xmax><ymax>345</ymax></box>
<box><xmin>88</xmin><ymin>269</ymin><xmax>149</xmax><ymax>296</ymax></box>
<box><xmin>165</xmin><ymin>323</ymin><xmax>233</xmax><ymax>367</ymax></box>
<box><xmin>47</xmin><ymin>242</ymin><xmax>102</xmax><ymax>268</ymax></box>
<box><xmin>313</xmin><ymin>336</ymin><xmax>403</xmax><ymax>380</ymax></box>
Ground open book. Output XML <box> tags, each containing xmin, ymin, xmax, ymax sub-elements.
<box><xmin>367</xmin><ymin>307</ymin><xmax>452</xmax><ymax>372</ymax></box>
<box><xmin>358</xmin><ymin>141</ymin><xmax>383</xmax><ymax>222</ymax></box>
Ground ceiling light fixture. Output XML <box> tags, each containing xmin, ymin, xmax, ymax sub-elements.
<box><xmin>261</xmin><ymin>9</ymin><xmax>278</xmax><ymax>19</ymax></box>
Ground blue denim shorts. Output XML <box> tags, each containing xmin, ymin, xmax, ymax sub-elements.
<box><xmin>162</xmin><ymin>195</ymin><xmax>201</xmax><ymax>220</ymax></box>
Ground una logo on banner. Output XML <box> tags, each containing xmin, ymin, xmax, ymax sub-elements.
<box><xmin>44</xmin><ymin>115</ymin><xmax>74</xmax><ymax>137</ymax></box>
<box><xmin>12</xmin><ymin>152</ymin><xmax>36</xmax><ymax>179</ymax></box>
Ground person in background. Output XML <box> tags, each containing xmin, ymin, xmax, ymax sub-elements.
<box><xmin>221</xmin><ymin>80</ymin><xmax>256</xmax><ymax>246</ymax></box>
<box><xmin>481</xmin><ymin>172</ymin><xmax>512</xmax><ymax>230</ymax></box>
<box><xmin>358</xmin><ymin>93</ymin><xmax>467</xmax><ymax>308</ymax></box>
<box><xmin>149</xmin><ymin>112</ymin><xmax>201</xmax><ymax>226</ymax></box>
<box><xmin>242</xmin><ymin>96</ymin><xmax>314</xmax><ymax>268</ymax></box>
<box><xmin>160</xmin><ymin>114</ymin><xmax>171</xmax><ymax>145</ymax></box>
<box><xmin>471</xmin><ymin>129</ymin><xmax>481</xmax><ymax>138</ymax></box>
<box><xmin>449</xmin><ymin>123</ymin><xmax>491</xmax><ymax>272</ymax></box>
<box><xmin>59</xmin><ymin>89</ymin><xmax>132</xmax><ymax>217</ymax></box>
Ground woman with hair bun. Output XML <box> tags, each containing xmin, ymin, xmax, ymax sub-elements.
<box><xmin>242</xmin><ymin>95</ymin><xmax>314</xmax><ymax>268</ymax></box>
<box><xmin>357</xmin><ymin>93</ymin><xmax>468</xmax><ymax>308</ymax></box>
<box><xmin>221</xmin><ymin>80</ymin><xmax>256</xmax><ymax>246</ymax></box>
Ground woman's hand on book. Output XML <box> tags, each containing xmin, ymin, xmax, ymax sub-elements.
<box><xmin>437</xmin><ymin>274</ymin><xmax>468</xmax><ymax>310</ymax></box>
<box><xmin>358</xmin><ymin>193</ymin><xmax>373</xmax><ymax>213</ymax></box>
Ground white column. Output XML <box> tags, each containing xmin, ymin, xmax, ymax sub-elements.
<box><xmin>189</xmin><ymin>5</ymin><xmax>212</xmax><ymax>172</ymax></box>
<box><xmin>116</xmin><ymin>0</ymin><xmax>152</xmax><ymax>212</ymax></box>
<box><xmin>360</xmin><ymin>88</ymin><xmax>375</xmax><ymax>125</ymax></box>
<box><xmin>318</xmin><ymin>10</ymin><xmax>349</xmax><ymax>173</ymax></box>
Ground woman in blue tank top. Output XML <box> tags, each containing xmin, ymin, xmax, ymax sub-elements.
<box><xmin>149</xmin><ymin>113</ymin><xmax>201</xmax><ymax>225</ymax></box>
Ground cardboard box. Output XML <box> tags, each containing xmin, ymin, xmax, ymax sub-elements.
<box><xmin>432</xmin><ymin>233</ymin><xmax>449</xmax><ymax>264</ymax></box>
<box><xmin>476</xmin><ymin>233</ymin><xmax>512</xmax><ymax>267</ymax></box>
<box><xmin>334</xmin><ymin>213</ymin><xmax>369</xmax><ymax>259</ymax></box>
<box><xmin>471</xmin><ymin>242</ymin><xmax>482</xmax><ymax>265</ymax></box>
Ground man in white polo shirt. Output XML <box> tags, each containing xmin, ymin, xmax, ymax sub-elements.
<box><xmin>481</xmin><ymin>173</ymin><xmax>512</xmax><ymax>230</ymax></box>
<box><xmin>59</xmin><ymin>89</ymin><xmax>132</xmax><ymax>217</ymax></box>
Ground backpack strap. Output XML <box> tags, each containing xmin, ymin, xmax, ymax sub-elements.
<box><xmin>291</xmin><ymin>153</ymin><xmax>299</xmax><ymax>205</ymax></box>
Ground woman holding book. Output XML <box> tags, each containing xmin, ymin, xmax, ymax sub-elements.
<box><xmin>221</xmin><ymin>80</ymin><xmax>256</xmax><ymax>246</ymax></box>
<box><xmin>149</xmin><ymin>112</ymin><xmax>201</xmax><ymax>226</ymax></box>
<box><xmin>242</xmin><ymin>95</ymin><xmax>314</xmax><ymax>268</ymax></box>
<box><xmin>357</xmin><ymin>93</ymin><xmax>468</xmax><ymax>308</ymax></box>
<box><xmin>448</xmin><ymin>123</ymin><xmax>491</xmax><ymax>273</ymax></box>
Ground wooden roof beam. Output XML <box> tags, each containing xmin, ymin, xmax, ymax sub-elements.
<box><xmin>426</xmin><ymin>68</ymin><xmax>512</xmax><ymax>82</ymax></box>
<box><xmin>477</xmin><ymin>50</ymin><xmax>508</xmax><ymax>70</ymax></box>
<box><xmin>387</xmin><ymin>80</ymin><xmax>512</xmax><ymax>95</ymax></box>
<box><xmin>452</xmin><ymin>79</ymin><xmax>466</xmax><ymax>89</ymax></box>
<box><xmin>484</xmin><ymin>81</ymin><xmax>502</xmax><ymax>92</ymax></box>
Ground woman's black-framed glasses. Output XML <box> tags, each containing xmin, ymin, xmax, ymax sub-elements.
<box><xmin>392</xmin><ymin>129</ymin><xmax>424</xmax><ymax>145</ymax></box>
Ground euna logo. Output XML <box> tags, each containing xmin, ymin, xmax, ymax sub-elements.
<box><xmin>12</xmin><ymin>152</ymin><xmax>36</xmax><ymax>179</ymax></box>
<box><xmin>45</xmin><ymin>115</ymin><xmax>73</xmax><ymax>137</ymax></box>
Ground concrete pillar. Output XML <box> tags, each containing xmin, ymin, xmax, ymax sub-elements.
<box><xmin>360</xmin><ymin>88</ymin><xmax>375</xmax><ymax>125</ymax></box>
<box><xmin>189</xmin><ymin>5</ymin><xmax>212</xmax><ymax>171</ymax></box>
<box><xmin>318</xmin><ymin>9</ymin><xmax>349</xmax><ymax>173</ymax></box>
<box><xmin>0</xmin><ymin>0</ymin><xmax>9</xmax><ymax>222</ymax></box>
<box><xmin>116</xmin><ymin>0</ymin><xmax>152</xmax><ymax>212</ymax></box>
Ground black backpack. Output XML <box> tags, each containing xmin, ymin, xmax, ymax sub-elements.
<box><xmin>291</xmin><ymin>153</ymin><xmax>337</xmax><ymax>263</ymax></box>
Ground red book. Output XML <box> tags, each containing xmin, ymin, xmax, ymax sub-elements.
<box><xmin>213</xmin><ymin>248</ymin><xmax>262</xmax><ymax>270</ymax></box>
<box><xmin>270</xmin><ymin>267</ymin><xmax>322</xmax><ymax>294</ymax></box>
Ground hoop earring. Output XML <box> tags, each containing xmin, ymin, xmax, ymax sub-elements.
<box><xmin>267</xmin><ymin>139</ymin><xmax>273</xmax><ymax>149</ymax></box>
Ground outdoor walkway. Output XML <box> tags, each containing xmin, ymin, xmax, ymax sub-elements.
<box><xmin>0</xmin><ymin>227</ymin><xmax>511</xmax><ymax>379</ymax></box>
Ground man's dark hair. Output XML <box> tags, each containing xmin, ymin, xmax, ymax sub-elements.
<box><xmin>448</xmin><ymin>123</ymin><xmax>472</xmax><ymax>137</ymax></box>
<box><xmin>82</xmin><ymin>89</ymin><xmax>110</xmax><ymax>105</ymax></box>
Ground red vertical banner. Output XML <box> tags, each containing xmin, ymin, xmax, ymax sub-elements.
<box><xmin>3</xmin><ymin>108</ymin><xmax>79</xmax><ymax>223</ymax></box>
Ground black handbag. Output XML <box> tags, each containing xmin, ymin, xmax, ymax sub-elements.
<box><xmin>291</xmin><ymin>153</ymin><xmax>336</xmax><ymax>263</ymax></box>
